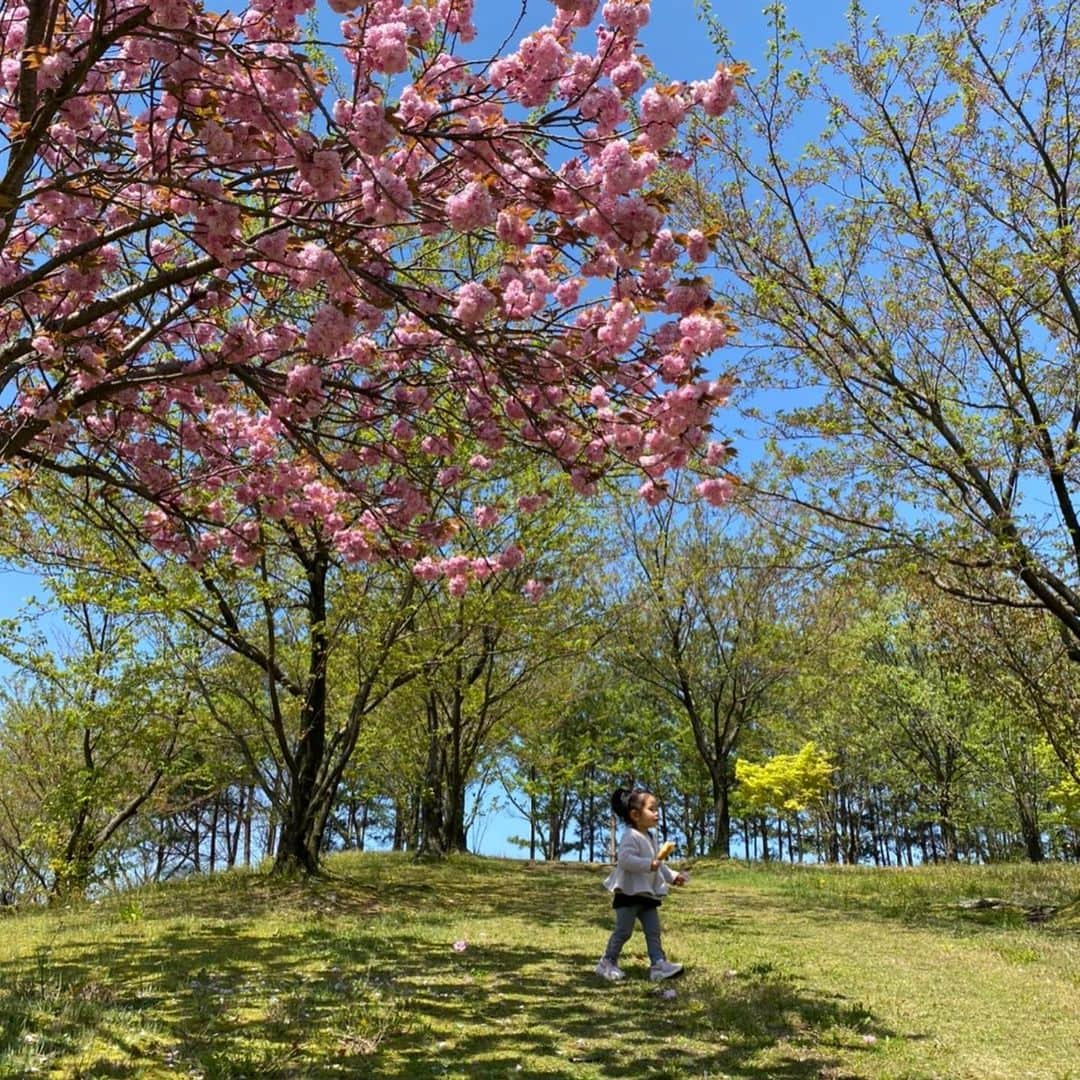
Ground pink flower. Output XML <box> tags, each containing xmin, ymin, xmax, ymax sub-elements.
<box><xmin>602</xmin><ymin>1</ymin><xmax>651</xmax><ymax>34</ymax></box>
<box><xmin>554</xmin><ymin>278</ymin><xmax>583</xmax><ymax>306</ymax></box>
<box><xmin>597</xmin><ymin>300</ymin><xmax>643</xmax><ymax>352</ymax></box>
<box><xmin>553</xmin><ymin>0</ymin><xmax>599</xmax><ymax>27</ymax></box>
<box><xmin>413</xmin><ymin>556</ymin><xmax>443</xmax><ymax>581</ymax></box>
<box><xmin>610</xmin><ymin>59</ymin><xmax>646</xmax><ymax>96</ymax></box>
<box><xmin>638</xmin><ymin>480</ymin><xmax>669</xmax><ymax>506</ymax></box>
<box><xmin>696</xmin><ymin>477</ymin><xmax>734</xmax><ymax>506</ymax></box>
<box><xmin>523</xmin><ymin>579</ymin><xmax>547</xmax><ymax>602</ymax></box>
<box><xmin>306</xmin><ymin>305</ymin><xmax>356</xmax><ymax>358</ymax></box>
<box><xmin>452</xmin><ymin>282</ymin><xmax>496</xmax><ymax>326</ymax></box>
<box><xmin>517</xmin><ymin>494</ymin><xmax>548</xmax><ymax>513</ymax></box>
<box><xmin>438</xmin><ymin>0</ymin><xmax>476</xmax><ymax>41</ymax></box>
<box><xmin>598</xmin><ymin>139</ymin><xmax>654</xmax><ymax>197</ymax></box>
<box><xmin>299</xmin><ymin>149</ymin><xmax>343</xmax><ymax>200</ymax></box>
<box><xmin>365</xmin><ymin>22</ymin><xmax>409</xmax><ymax>75</ymax></box>
<box><xmin>336</xmin><ymin>529</ymin><xmax>375</xmax><ymax>562</ymax></box>
<box><xmin>474</xmin><ymin>505</ymin><xmax>499</xmax><ymax>528</ymax></box>
<box><xmin>491</xmin><ymin>29</ymin><xmax>568</xmax><ymax>107</ymax></box>
<box><xmin>498</xmin><ymin>545</ymin><xmax>525</xmax><ymax>569</ymax></box>
<box><xmin>286</xmin><ymin>364</ymin><xmax>322</xmax><ymax>398</ymax></box>
<box><xmin>146</xmin><ymin>0</ymin><xmax>191</xmax><ymax>30</ymax></box>
<box><xmin>445</xmin><ymin>181</ymin><xmax>496</xmax><ymax>231</ymax></box>
<box><xmin>31</xmin><ymin>334</ymin><xmax>60</xmax><ymax>359</ymax></box>
<box><xmin>496</xmin><ymin>209</ymin><xmax>533</xmax><ymax>248</ymax></box>
<box><xmin>686</xmin><ymin>229</ymin><xmax>710</xmax><ymax>262</ymax></box>
<box><xmin>660</xmin><ymin>353</ymin><xmax>689</xmax><ymax>382</ymax></box>
<box><xmin>692</xmin><ymin>67</ymin><xmax>737</xmax><ymax>117</ymax></box>
<box><xmin>471</xmin><ymin>557</ymin><xmax>496</xmax><ymax>580</ymax></box>
<box><xmin>452</xmin><ymin>940</ymin><xmax>468</xmax><ymax>952</ymax></box>
<box><xmin>705</xmin><ymin>441</ymin><xmax>729</xmax><ymax>467</ymax></box>
<box><xmin>344</xmin><ymin>99</ymin><xmax>393</xmax><ymax>154</ymax></box>
<box><xmin>678</xmin><ymin>314</ymin><xmax>728</xmax><ymax>356</ymax></box>
<box><xmin>639</xmin><ymin>86</ymin><xmax>690</xmax><ymax>150</ymax></box>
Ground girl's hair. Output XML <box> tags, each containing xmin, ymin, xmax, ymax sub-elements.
<box><xmin>611</xmin><ymin>786</ymin><xmax>653</xmax><ymax>824</ymax></box>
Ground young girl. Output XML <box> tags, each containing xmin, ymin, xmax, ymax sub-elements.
<box><xmin>595</xmin><ymin>786</ymin><xmax>687</xmax><ymax>982</ymax></box>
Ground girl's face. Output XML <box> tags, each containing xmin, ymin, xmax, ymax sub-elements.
<box><xmin>630</xmin><ymin>794</ymin><xmax>659</xmax><ymax>831</ymax></box>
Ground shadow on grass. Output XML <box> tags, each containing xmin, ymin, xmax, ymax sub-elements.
<box><xmin>359</xmin><ymin>938</ymin><xmax>896</xmax><ymax>1080</ymax></box>
<box><xmin>0</xmin><ymin>924</ymin><xmax>895</xmax><ymax>1079</ymax></box>
<box><xmin>0</xmin><ymin>859</ymin><xmax>896</xmax><ymax>1079</ymax></box>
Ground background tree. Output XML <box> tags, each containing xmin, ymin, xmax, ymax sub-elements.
<box><xmin>733</xmin><ymin>741</ymin><xmax>834</xmax><ymax>862</ymax></box>
<box><xmin>5</xmin><ymin>472</ymin><xmax>427</xmax><ymax>874</ymax></box>
<box><xmin>683</xmin><ymin>0</ymin><xmax>1080</xmax><ymax>656</ymax></box>
<box><xmin>608</xmin><ymin>493</ymin><xmax>809</xmax><ymax>855</ymax></box>
<box><xmin>392</xmin><ymin>484</ymin><xmax>604</xmax><ymax>857</ymax></box>
<box><xmin>0</xmin><ymin>601</ymin><xmax>188</xmax><ymax>898</ymax></box>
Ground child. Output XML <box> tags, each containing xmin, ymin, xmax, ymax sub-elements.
<box><xmin>595</xmin><ymin>786</ymin><xmax>687</xmax><ymax>982</ymax></box>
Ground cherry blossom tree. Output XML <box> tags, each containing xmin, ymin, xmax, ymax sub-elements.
<box><xmin>1</xmin><ymin>0</ymin><xmax>739</xmax><ymax>584</ymax></box>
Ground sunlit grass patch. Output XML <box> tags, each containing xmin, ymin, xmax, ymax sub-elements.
<box><xmin>705</xmin><ymin>856</ymin><xmax>1080</xmax><ymax>927</ymax></box>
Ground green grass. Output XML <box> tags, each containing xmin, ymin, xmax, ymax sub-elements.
<box><xmin>0</xmin><ymin>855</ymin><xmax>1077</xmax><ymax>1079</ymax></box>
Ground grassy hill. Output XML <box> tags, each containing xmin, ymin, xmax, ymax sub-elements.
<box><xmin>1</xmin><ymin>854</ymin><xmax>1077</xmax><ymax>1078</ymax></box>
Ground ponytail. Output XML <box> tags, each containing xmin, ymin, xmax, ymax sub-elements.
<box><xmin>611</xmin><ymin>787</ymin><xmax>632</xmax><ymax>823</ymax></box>
<box><xmin>611</xmin><ymin>785</ymin><xmax>651</xmax><ymax>824</ymax></box>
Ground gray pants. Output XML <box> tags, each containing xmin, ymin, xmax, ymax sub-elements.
<box><xmin>604</xmin><ymin>902</ymin><xmax>665</xmax><ymax>965</ymax></box>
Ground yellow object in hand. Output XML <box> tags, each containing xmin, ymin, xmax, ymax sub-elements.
<box><xmin>656</xmin><ymin>840</ymin><xmax>676</xmax><ymax>861</ymax></box>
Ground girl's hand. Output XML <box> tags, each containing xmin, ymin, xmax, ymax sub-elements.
<box><xmin>673</xmin><ymin>873</ymin><xmax>688</xmax><ymax>886</ymax></box>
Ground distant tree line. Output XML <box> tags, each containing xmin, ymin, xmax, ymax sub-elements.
<box><xmin>2</xmin><ymin>479</ymin><xmax>1078</xmax><ymax>905</ymax></box>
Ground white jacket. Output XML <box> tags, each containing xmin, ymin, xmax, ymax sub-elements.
<box><xmin>602</xmin><ymin>828</ymin><xmax>676</xmax><ymax>900</ymax></box>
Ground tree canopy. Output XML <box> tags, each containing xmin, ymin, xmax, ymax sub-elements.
<box><xmin>687</xmin><ymin>0</ymin><xmax>1080</xmax><ymax>652</ymax></box>
<box><xmin>2</xmin><ymin>0</ymin><xmax>738</xmax><ymax>580</ymax></box>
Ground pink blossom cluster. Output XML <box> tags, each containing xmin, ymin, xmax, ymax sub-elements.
<box><xmin>413</xmin><ymin>543</ymin><xmax>525</xmax><ymax>596</ymax></box>
<box><xmin>0</xmin><ymin>0</ymin><xmax>740</xmax><ymax>584</ymax></box>
<box><xmin>146</xmin><ymin>0</ymin><xmax>193</xmax><ymax>31</ymax></box>
<box><xmin>444</xmin><ymin>181</ymin><xmax>496</xmax><ymax>231</ymax></box>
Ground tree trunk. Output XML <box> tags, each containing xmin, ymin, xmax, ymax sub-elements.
<box><xmin>228</xmin><ymin>788</ymin><xmax>243</xmax><ymax>868</ymax></box>
<box><xmin>938</xmin><ymin>796</ymin><xmax>959</xmax><ymax>862</ymax></box>
<box><xmin>273</xmin><ymin>547</ymin><xmax>330</xmax><ymax>876</ymax></box>
<box><xmin>1014</xmin><ymin>794</ymin><xmax>1044</xmax><ymax>862</ymax></box>
<box><xmin>844</xmin><ymin>791</ymin><xmax>859</xmax><ymax>864</ymax></box>
<box><xmin>208</xmin><ymin>797</ymin><xmax>219</xmax><ymax>873</ymax></box>
<box><xmin>529</xmin><ymin>766</ymin><xmax>537</xmax><ymax>860</ymax></box>
<box><xmin>275</xmin><ymin>796</ymin><xmax>323</xmax><ymax>875</ymax></box>
<box><xmin>417</xmin><ymin>695</ymin><xmax>449</xmax><ymax>857</ymax></box>
<box><xmin>709</xmin><ymin>761</ymin><xmax>732</xmax><ymax>856</ymax></box>
<box><xmin>587</xmin><ymin>782</ymin><xmax>596</xmax><ymax>863</ymax></box>
<box><xmin>358</xmin><ymin>801</ymin><xmax>369</xmax><ymax>851</ymax></box>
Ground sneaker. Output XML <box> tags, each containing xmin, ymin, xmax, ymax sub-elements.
<box><xmin>595</xmin><ymin>957</ymin><xmax>626</xmax><ymax>981</ymax></box>
<box><xmin>649</xmin><ymin>959</ymin><xmax>683</xmax><ymax>981</ymax></box>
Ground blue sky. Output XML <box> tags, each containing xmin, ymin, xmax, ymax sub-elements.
<box><xmin>470</xmin><ymin>0</ymin><xmax>856</xmax><ymax>76</ymax></box>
